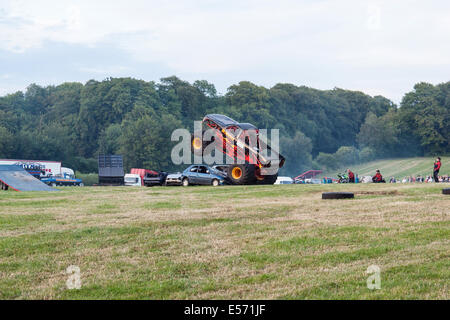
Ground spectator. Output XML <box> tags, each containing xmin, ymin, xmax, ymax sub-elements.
<box><xmin>347</xmin><ymin>169</ymin><xmax>355</xmax><ymax>183</ymax></box>
<box><xmin>372</xmin><ymin>170</ymin><xmax>385</xmax><ymax>183</ymax></box>
<box><xmin>434</xmin><ymin>157</ymin><xmax>442</xmax><ymax>183</ymax></box>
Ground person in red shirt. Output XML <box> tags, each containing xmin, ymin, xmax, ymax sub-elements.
<box><xmin>433</xmin><ymin>157</ymin><xmax>441</xmax><ymax>183</ymax></box>
<box><xmin>372</xmin><ymin>170</ymin><xmax>384</xmax><ymax>183</ymax></box>
<box><xmin>347</xmin><ymin>169</ymin><xmax>355</xmax><ymax>183</ymax></box>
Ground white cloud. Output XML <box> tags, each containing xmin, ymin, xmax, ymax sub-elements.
<box><xmin>0</xmin><ymin>0</ymin><xmax>449</xmax><ymax>102</ymax></box>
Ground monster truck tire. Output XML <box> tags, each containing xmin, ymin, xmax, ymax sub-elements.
<box><xmin>257</xmin><ymin>174</ymin><xmax>278</xmax><ymax>185</ymax></box>
<box><xmin>443</xmin><ymin>188</ymin><xmax>450</xmax><ymax>195</ymax></box>
<box><xmin>322</xmin><ymin>192</ymin><xmax>354</xmax><ymax>199</ymax></box>
<box><xmin>227</xmin><ymin>164</ymin><xmax>256</xmax><ymax>185</ymax></box>
<box><xmin>191</xmin><ymin>133</ymin><xmax>215</xmax><ymax>155</ymax></box>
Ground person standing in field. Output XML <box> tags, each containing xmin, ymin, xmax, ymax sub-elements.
<box><xmin>433</xmin><ymin>157</ymin><xmax>441</xmax><ymax>183</ymax></box>
<box><xmin>347</xmin><ymin>169</ymin><xmax>355</xmax><ymax>183</ymax></box>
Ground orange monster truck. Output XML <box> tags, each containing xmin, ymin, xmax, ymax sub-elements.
<box><xmin>192</xmin><ymin>114</ymin><xmax>285</xmax><ymax>185</ymax></box>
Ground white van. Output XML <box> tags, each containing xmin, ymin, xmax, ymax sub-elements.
<box><xmin>124</xmin><ymin>173</ymin><xmax>142</xmax><ymax>186</ymax></box>
<box><xmin>275</xmin><ymin>176</ymin><xmax>294</xmax><ymax>184</ymax></box>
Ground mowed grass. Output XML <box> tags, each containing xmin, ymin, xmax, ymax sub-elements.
<box><xmin>0</xmin><ymin>183</ymin><xmax>449</xmax><ymax>299</ymax></box>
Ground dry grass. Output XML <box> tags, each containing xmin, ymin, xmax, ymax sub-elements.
<box><xmin>0</xmin><ymin>183</ymin><xmax>449</xmax><ymax>299</ymax></box>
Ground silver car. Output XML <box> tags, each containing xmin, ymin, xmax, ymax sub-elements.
<box><xmin>166</xmin><ymin>165</ymin><xmax>225</xmax><ymax>186</ymax></box>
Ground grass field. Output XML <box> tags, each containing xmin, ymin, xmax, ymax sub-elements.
<box><xmin>0</xmin><ymin>183</ymin><xmax>449</xmax><ymax>299</ymax></box>
<box><xmin>325</xmin><ymin>156</ymin><xmax>450</xmax><ymax>179</ymax></box>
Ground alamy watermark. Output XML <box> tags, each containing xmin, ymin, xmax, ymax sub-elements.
<box><xmin>366</xmin><ymin>265</ymin><xmax>381</xmax><ymax>290</ymax></box>
<box><xmin>66</xmin><ymin>265</ymin><xmax>82</xmax><ymax>290</ymax></box>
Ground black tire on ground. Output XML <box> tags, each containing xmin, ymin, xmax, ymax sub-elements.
<box><xmin>227</xmin><ymin>164</ymin><xmax>257</xmax><ymax>185</ymax></box>
<box><xmin>443</xmin><ymin>188</ymin><xmax>450</xmax><ymax>195</ymax></box>
<box><xmin>211</xmin><ymin>179</ymin><xmax>219</xmax><ymax>186</ymax></box>
<box><xmin>182</xmin><ymin>177</ymin><xmax>189</xmax><ymax>187</ymax></box>
<box><xmin>257</xmin><ymin>174</ymin><xmax>278</xmax><ymax>185</ymax></box>
<box><xmin>322</xmin><ymin>192</ymin><xmax>355</xmax><ymax>199</ymax></box>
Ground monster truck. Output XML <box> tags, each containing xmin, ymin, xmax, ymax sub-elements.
<box><xmin>191</xmin><ymin>114</ymin><xmax>285</xmax><ymax>185</ymax></box>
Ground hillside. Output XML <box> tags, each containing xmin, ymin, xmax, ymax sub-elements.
<box><xmin>324</xmin><ymin>157</ymin><xmax>449</xmax><ymax>179</ymax></box>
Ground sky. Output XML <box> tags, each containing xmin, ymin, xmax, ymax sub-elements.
<box><xmin>1</xmin><ymin>0</ymin><xmax>449</xmax><ymax>103</ymax></box>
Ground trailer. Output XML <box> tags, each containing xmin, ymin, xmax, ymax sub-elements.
<box><xmin>98</xmin><ymin>154</ymin><xmax>124</xmax><ymax>185</ymax></box>
<box><xmin>41</xmin><ymin>167</ymin><xmax>84</xmax><ymax>187</ymax></box>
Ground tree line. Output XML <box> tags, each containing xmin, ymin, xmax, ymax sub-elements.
<box><xmin>0</xmin><ymin>77</ymin><xmax>448</xmax><ymax>176</ymax></box>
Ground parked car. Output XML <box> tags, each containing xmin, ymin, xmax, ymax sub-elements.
<box><xmin>166</xmin><ymin>165</ymin><xmax>225</xmax><ymax>186</ymax></box>
<box><xmin>165</xmin><ymin>172</ymin><xmax>183</xmax><ymax>186</ymax></box>
<box><xmin>274</xmin><ymin>176</ymin><xmax>293</xmax><ymax>184</ymax></box>
<box><xmin>144</xmin><ymin>171</ymin><xmax>168</xmax><ymax>187</ymax></box>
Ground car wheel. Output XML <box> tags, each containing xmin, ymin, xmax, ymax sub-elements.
<box><xmin>212</xmin><ymin>179</ymin><xmax>219</xmax><ymax>186</ymax></box>
<box><xmin>51</xmin><ymin>183</ymin><xmax>57</xmax><ymax>187</ymax></box>
<box><xmin>182</xmin><ymin>178</ymin><xmax>189</xmax><ymax>187</ymax></box>
<box><xmin>443</xmin><ymin>188</ymin><xmax>450</xmax><ymax>195</ymax></box>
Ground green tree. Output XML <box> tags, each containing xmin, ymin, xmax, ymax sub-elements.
<box><xmin>280</xmin><ymin>131</ymin><xmax>313</xmax><ymax>176</ymax></box>
<box><xmin>335</xmin><ymin>146</ymin><xmax>359</xmax><ymax>166</ymax></box>
<box><xmin>0</xmin><ymin>126</ymin><xmax>15</xmax><ymax>158</ymax></box>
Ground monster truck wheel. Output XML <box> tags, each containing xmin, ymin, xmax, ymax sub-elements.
<box><xmin>443</xmin><ymin>188</ymin><xmax>450</xmax><ymax>195</ymax></box>
<box><xmin>211</xmin><ymin>179</ymin><xmax>219</xmax><ymax>186</ymax></box>
<box><xmin>192</xmin><ymin>136</ymin><xmax>202</xmax><ymax>151</ymax></box>
<box><xmin>191</xmin><ymin>133</ymin><xmax>215</xmax><ymax>156</ymax></box>
<box><xmin>227</xmin><ymin>164</ymin><xmax>256</xmax><ymax>185</ymax></box>
<box><xmin>322</xmin><ymin>192</ymin><xmax>354</xmax><ymax>199</ymax></box>
<box><xmin>182</xmin><ymin>178</ymin><xmax>189</xmax><ymax>187</ymax></box>
<box><xmin>257</xmin><ymin>174</ymin><xmax>278</xmax><ymax>185</ymax></box>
